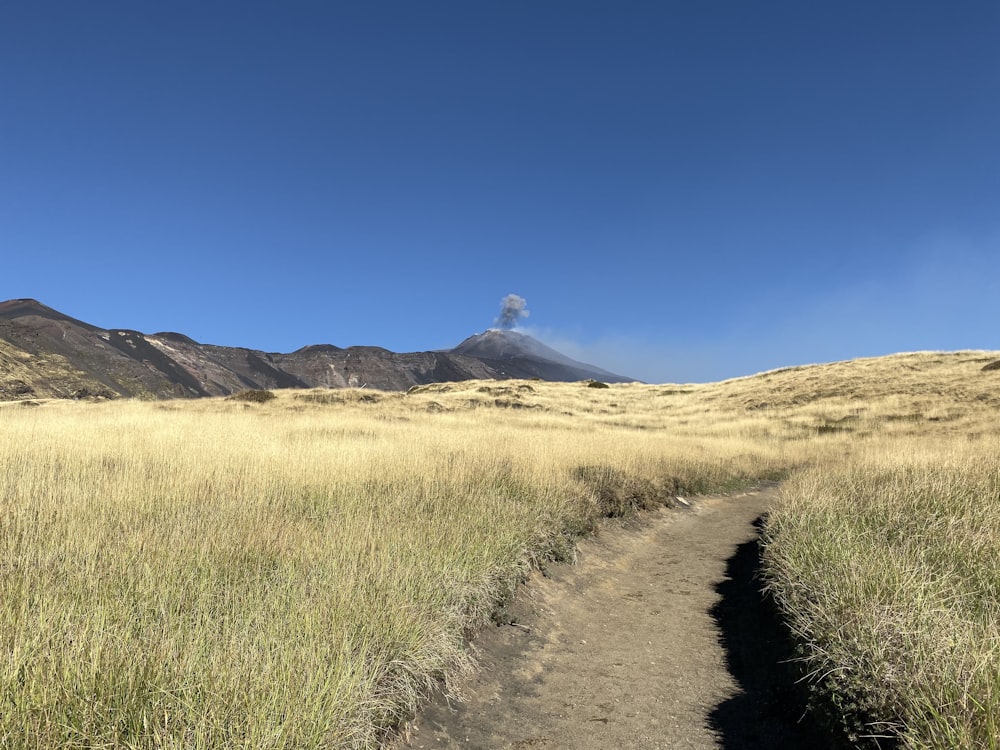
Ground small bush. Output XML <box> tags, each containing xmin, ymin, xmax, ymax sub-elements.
<box><xmin>228</xmin><ymin>389</ymin><xmax>276</xmax><ymax>403</ymax></box>
<box><xmin>573</xmin><ymin>465</ymin><xmax>682</xmax><ymax>517</ymax></box>
<box><xmin>585</xmin><ymin>380</ymin><xmax>609</xmax><ymax>389</ymax></box>
<box><xmin>11</xmin><ymin>380</ymin><xmax>34</xmax><ymax>396</ymax></box>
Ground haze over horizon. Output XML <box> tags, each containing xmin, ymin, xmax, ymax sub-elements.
<box><xmin>2</xmin><ymin>3</ymin><xmax>997</xmax><ymax>383</ymax></box>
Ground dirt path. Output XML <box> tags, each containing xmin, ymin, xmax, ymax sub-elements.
<box><xmin>396</xmin><ymin>485</ymin><xmax>829</xmax><ymax>749</ymax></box>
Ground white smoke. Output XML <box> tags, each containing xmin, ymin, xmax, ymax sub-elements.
<box><xmin>494</xmin><ymin>293</ymin><xmax>530</xmax><ymax>329</ymax></box>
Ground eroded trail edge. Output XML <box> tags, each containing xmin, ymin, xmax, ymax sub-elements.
<box><xmin>397</xmin><ymin>485</ymin><xmax>826</xmax><ymax>750</ymax></box>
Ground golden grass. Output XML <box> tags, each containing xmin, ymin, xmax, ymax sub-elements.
<box><xmin>2</xmin><ymin>349</ymin><xmax>999</xmax><ymax>748</ymax></box>
<box><xmin>764</xmin><ymin>441</ymin><xmax>1000</xmax><ymax>748</ymax></box>
<box><xmin>0</xmin><ymin>380</ymin><xmax>787</xmax><ymax>748</ymax></box>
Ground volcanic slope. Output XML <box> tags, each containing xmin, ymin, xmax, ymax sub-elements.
<box><xmin>452</xmin><ymin>329</ymin><xmax>635</xmax><ymax>383</ymax></box>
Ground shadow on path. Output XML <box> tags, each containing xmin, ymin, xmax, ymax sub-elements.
<box><xmin>708</xmin><ymin>516</ymin><xmax>833</xmax><ymax>749</ymax></box>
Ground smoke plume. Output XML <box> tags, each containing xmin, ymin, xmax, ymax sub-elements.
<box><xmin>495</xmin><ymin>293</ymin><xmax>530</xmax><ymax>329</ymax></box>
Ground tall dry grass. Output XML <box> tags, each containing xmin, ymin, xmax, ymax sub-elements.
<box><xmin>0</xmin><ymin>380</ymin><xmax>789</xmax><ymax>749</ymax></box>
<box><xmin>756</xmin><ymin>352</ymin><xmax>1000</xmax><ymax>749</ymax></box>
<box><xmin>763</xmin><ymin>439</ymin><xmax>1000</xmax><ymax>749</ymax></box>
<box><xmin>2</xmin><ymin>350</ymin><xmax>999</xmax><ymax>748</ymax></box>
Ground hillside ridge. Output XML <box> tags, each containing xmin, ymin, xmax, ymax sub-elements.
<box><xmin>0</xmin><ymin>299</ymin><xmax>635</xmax><ymax>400</ymax></box>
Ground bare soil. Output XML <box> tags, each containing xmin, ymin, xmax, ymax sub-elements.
<box><xmin>395</xmin><ymin>485</ymin><xmax>830</xmax><ymax>749</ymax></box>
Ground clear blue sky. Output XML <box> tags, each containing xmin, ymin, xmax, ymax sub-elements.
<box><xmin>2</xmin><ymin>2</ymin><xmax>997</xmax><ymax>383</ymax></box>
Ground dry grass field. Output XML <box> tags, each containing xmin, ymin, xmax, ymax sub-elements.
<box><xmin>2</xmin><ymin>350</ymin><xmax>1000</xmax><ymax>748</ymax></box>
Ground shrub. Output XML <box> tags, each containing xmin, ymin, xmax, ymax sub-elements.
<box><xmin>227</xmin><ymin>389</ymin><xmax>276</xmax><ymax>403</ymax></box>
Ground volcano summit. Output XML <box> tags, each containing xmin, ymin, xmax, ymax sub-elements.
<box><xmin>452</xmin><ymin>329</ymin><xmax>634</xmax><ymax>383</ymax></box>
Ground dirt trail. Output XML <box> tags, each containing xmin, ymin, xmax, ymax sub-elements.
<box><xmin>396</xmin><ymin>485</ymin><xmax>828</xmax><ymax>749</ymax></box>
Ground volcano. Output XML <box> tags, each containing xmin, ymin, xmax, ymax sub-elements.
<box><xmin>451</xmin><ymin>329</ymin><xmax>634</xmax><ymax>383</ymax></box>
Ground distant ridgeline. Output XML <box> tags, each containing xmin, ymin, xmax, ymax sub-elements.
<box><xmin>0</xmin><ymin>299</ymin><xmax>636</xmax><ymax>400</ymax></box>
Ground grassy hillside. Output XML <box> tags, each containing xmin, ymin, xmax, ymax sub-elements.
<box><xmin>2</xmin><ymin>350</ymin><xmax>999</xmax><ymax>748</ymax></box>
<box><xmin>0</xmin><ymin>337</ymin><xmax>113</xmax><ymax>400</ymax></box>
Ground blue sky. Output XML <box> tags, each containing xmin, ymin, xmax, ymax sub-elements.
<box><xmin>2</xmin><ymin>2</ymin><xmax>997</xmax><ymax>383</ymax></box>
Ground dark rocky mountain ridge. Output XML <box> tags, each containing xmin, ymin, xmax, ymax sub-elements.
<box><xmin>0</xmin><ymin>299</ymin><xmax>635</xmax><ymax>401</ymax></box>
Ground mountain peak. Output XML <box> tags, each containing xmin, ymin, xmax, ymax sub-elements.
<box><xmin>453</xmin><ymin>329</ymin><xmax>571</xmax><ymax>364</ymax></box>
<box><xmin>0</xmin><ymin>298</ymin><xmax>104</xmax><ymax>331</ymax></box>
<box><xmin>0</xmin><ymin>298</ymin><xmax>52</xmax><ymax>317</ymax></box>
<box><xmin>451</xmin><ymin>329</ymin><xmax>634</xmax><ymax>383</ymax></box>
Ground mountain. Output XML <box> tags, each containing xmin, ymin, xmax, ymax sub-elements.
<box><xmin>451</xmin><ymin>329</ymin><xmax>634</xmax><ymax>383</ymax></box>
<box><xmin>0</xmin><ymin>299</ymin><xmax>635</xmax><ymax>400</ymax></box>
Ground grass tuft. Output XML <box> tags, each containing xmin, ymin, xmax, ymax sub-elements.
<box><xmin>227</xmin><ymin>388</ymin><xmax>277</xmax><ymax>403</ymax></box>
